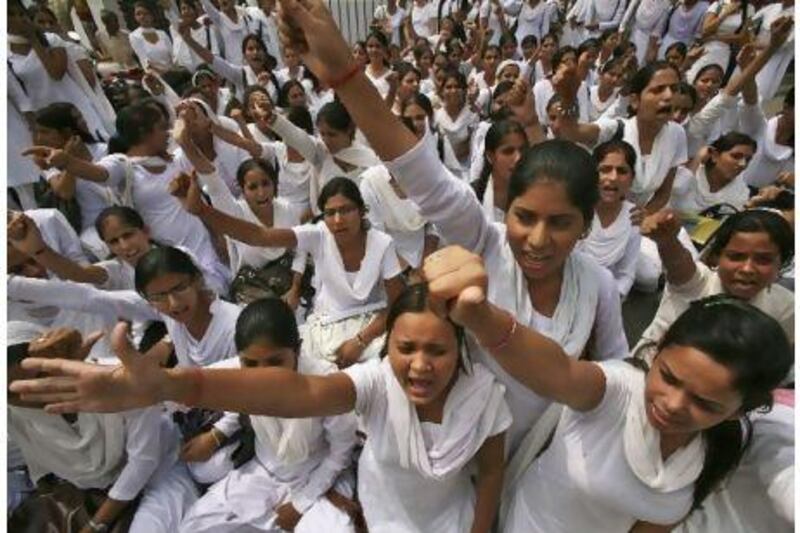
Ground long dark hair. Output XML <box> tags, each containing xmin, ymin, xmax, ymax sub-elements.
<box><xmin>655</xmin><ymin>294</ymin><xmax>792</xmax><ymax>509</ymax></box>
<box><xmin>473</xmin><ymin>119</ymin><xmax>526</xmax><ymax>202</ymax></box>
<box><xmin>235</xmin><ymin>298</ymin><xmax>300</xmax><ymax>353</ymax></box>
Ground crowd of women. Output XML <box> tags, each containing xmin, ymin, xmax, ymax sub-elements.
<box><xmin>6</xmin><ymin>0</ymin><xmax>796</xmax><ymax>531</ymax></box>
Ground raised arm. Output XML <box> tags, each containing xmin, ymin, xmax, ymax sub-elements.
<box><xmin>30</xmin><ymin>31</ymin><xmax>68</xmax><ymax>80</ymax></box>
<box><xmin>640</xmin><ymin>209</ymin><xmax>696</xmax><ymax>286</ymax></box>
<box><xmin>176</xmin><ymin>22</ymin><xmax>216</xmax><ymax>65</ymax></box>
<box><xmin>424</xmin><ymin>246</ymin><xmax>608</xmax><ymax>412</ymax></box>
<box><xmin>23</xmin><ymin>145</ymin><xmax>111</xmax><ymax>183</ymax></box>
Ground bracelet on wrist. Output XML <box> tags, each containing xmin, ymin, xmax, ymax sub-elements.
<box><xmin>209</xmin><ymin>428</ymin><xmax>224</xmax><ymax>449</ymax></box>
<box><xmin>355</xmin><ymin>332</ymin><xmax>368</xmax><ymax>349</ymax></box>
<box><xmin>328</xmin><ymin>62</ymin><xmax>363</xmax><ymax>90</ymax></box>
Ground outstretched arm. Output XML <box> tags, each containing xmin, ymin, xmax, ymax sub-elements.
<box><xmin>11</xmin><ymin>322</ymin><xmax>357</xmax><ymax>418</ymax></box>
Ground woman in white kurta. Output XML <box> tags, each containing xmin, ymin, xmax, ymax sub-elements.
<box><xmin>364</xmin><ymin>32</ymin><xmax>394</xmax><ymax>101</ymax></box>
<box><xmin>180</xmin><ymin>27</ymin><xmax>281</xmax><ymax>102</ymax></box>
<box><xmin>199</xmin><ymin>0</ymin><xmax>258</xmax><ymax>65</ymax></box>
<box><xmin>178</xmin><ymin>298</ymin><xmax>358</xmax><ymax>532</ymax></box>
<box><xmin>434</xmin><ymin>70</ymin><xmax>480</xmax><ymax>173</ymax></box>
<box><xmin>637</xmin><ymin>208</ymin><xmax>795</xmax><ymax>350</ymax></box>
<box><xmin>8</xmin><ymin>2</ymin><xmax>112</xmax><ymax>141</ymax></box>
<box><xmin>751</xmin><ymin>1</ymin><xmax>794</xmax><ymax>102</ymax></box>
<box><xmin>170</xmin><ymin>0</ymin><xmax>221</xmax><ymax>72</ymax></box>
<box><xmin>670</xmin><ymin>132</ymin><xmax>757</xmax><ymax>214</ymax></box>
<box><xmin>620</xmin><ymin>0</ymin><xmax>670</xmax><ymax>66</ymax></box>
<box><xmin>181</xmin><ymin>175</ymin><xmax>405</xmax><ymax>369</ymax></box>
<box><xmin>128</xmin><ymin>2</ymin><xmax>175</xmax><ymax>73</ymax></box>
<box><xmin>576</xmin><ymin>140</ymin><xmax>641</xmax><ymax>299</ymax></box>
<box><xmin>738</xmin><ymin>89</ymin><xmax>794</xmax><ymax>188</ymax></box>
<box><xmin>12</xmin><ymin>283</ymin><xmax>512</xmax><ymax>533</ymax></box>
<box><xmin>32</xmin><ymin>103</ymin><xmax>117</xmax><ymax>259</ymax></box>
<box><xmin>8</xmin><ymin>321</ymin><xmax>199</xmax><ymax>533</ymax></box>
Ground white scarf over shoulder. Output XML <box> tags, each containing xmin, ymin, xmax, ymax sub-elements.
<box><xmin>621</xmin><ymin>118</ymin><xmax>675</xmax><ymax>203</ymax></box>
<box><xmin>9</xmin><ymin>407</ymin><xmax>126</xmax><ymax>488</ymax></box>
<box><xmin>434</xmin><ymin>106</ymin><xmax>477</xmax><ymax>145</ymax></box>
<box><xmin>382</xmin><ymin>358</ymin><xmax>511</xmax><ymax>479</ymax></box>
<box><xmin>492</xmin><ymin>243</ymin><xmax>600</xmax><ymax>357</ymax></box>
<box><xmin>250</xmin><ymin>354</ymin><xmax>333</xmax><ymax>465</ymax></box>
<box><xmin>693</xmin><ymin>165</ymin><xmax>749</xmax><ymax>210</ymax></box>
<box><xmin>580</xmin><ymin>202</ymin><xmax>636</xmax><ymax>268</ymax></box>
<box><xmin>361</xmin><ymin>165</ymin><xmax>426</xmax><ymax>233</ymax></box>
<box><xmin>219</xmin><ymin>5</ymin><xmax>251</xmax><ymax>32</ymax></box>
<box><xmin>624</xmin><ymin>370</ymin><xmax>706</xmax><ymax>491</ymax></box>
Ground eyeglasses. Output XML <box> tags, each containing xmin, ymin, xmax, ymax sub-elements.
<box><xmin>145</xmin><ymin>278</ymin><xmax>195</xmax><ymax>304</ymax></box>
<box><xmin>322</xmin><ymin>205</ymin><xmax>359</xmax><ymax>218</ymax></box>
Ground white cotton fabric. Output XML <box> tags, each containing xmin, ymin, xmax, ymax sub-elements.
<box><xmin>360</xmin><ymin>165</ymin><xmax>428</xmax><ymax>268</ymax></box>
<box><xmin>294</xmin><ymin>223</ymin><xmax>402</xmax><ymax>323</ymax></box>
<box><xmin>576</xmin><ymin>202</ymin><xmax>641</xmax><ymax>298</ymax></box>
<box><xmin>678</xmin><ymin>401</ymin><xmax>794</xmax><ymax>533</ymax></box>
<box><xmin>129</xmin><ymin>27</ymin><xmax>173</xmax><ymax>71</ymax></box>
<box><xmin>739</xmin><ymin>112</ymin><xmax>794</xmax><ymax>188</ymax></box>
<box><xmin>344</xmin><ymin>359</ymin><xmax>511</xmax><ymax>532</ymax></box>
<box><xmin>621</xmin><ymin>0</ymin><xmax>670</xmax><ymax>66</ymax></box>
<box><xmin>658</xmin><ymin>1</ymin><xmax>710</xmax><ymax>57</ymax></box>
<box><xmin>597</xmin><ymin>117</ymin><xmax>688</xmax><ymax>205</ymax></box>
<box><xmin>505</xmin><ymin>360</ymin><xmax>698</xmax><ymax>532</ymax></box>
<box><xmin>166</xmin><ymin>298</ymin><xmax>241</xmax><ymax>368</ymax></box>
<box><xmin>686</xmin><ymin>1</ymin><xmax>754</xmax><ymax>83</ymax></box>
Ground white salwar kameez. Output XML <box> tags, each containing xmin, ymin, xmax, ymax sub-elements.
<box><xmin>295</xmin><ymin>223</ymin><xmax>402</xmax><ymax>364</ymax></box>
<box><xmin>384</xmin><ymin>132</ymin><xmax>629</xmax><ymax>455</ymax></box>
<box><xmin>751</xmin><ymin>3</ymin><xmax>794</xmax><ymax>102</ymax></box>
<box><xmin>343</xmin><ymin>358</ymin><xmax>512</xmax><ymax>532</ymax></box>
<box><xmin>685</xmin><ymin>1</ymin><xmax>754</xmax><ymax>83</ymax></box>
<box><xmin>738</xmin><ymin>110</ymin><xmax>794</xmax><ymax>189</ymax></box>
<box><xmin>128</xmin><ymin>27</ymin><xmax>174</xmax><ymax>72</ymax></box>
<box><xmin>179</xmin><ymin>355</ymin><xmax>358</xmax><ymax>532</ymax></box>
<box><xmin>658</xmin><ymin>1</ymin><xmax>709</xmax><ymax>58</ymax></box>
<box><xmin>505</xmin><ymin>360</ymin><xmax>701</xmax><ymax>532</ymax></box>
<box><xmin>620</xmin><ymin>0</ymin><xmax>670</xmax><ymax>66</ymax></box>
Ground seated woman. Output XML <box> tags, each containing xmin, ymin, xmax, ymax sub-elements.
<box><xmin>176</xmin><ymin>174</ymin><xmax>405</xmax><ymax>369</ymax></box>
<box><xmin>8</xmin><ymin>322</ymin><xmax>198</xmax><ymax>532</ymax></box>
<box><xmin>670</xmin><ymin>132</ymin><xmax>757</xmax><ymax>214</ymax></box>
<box><xmin>638</xmin><ymin>208</ymin><xmax>795</xmax><ymax>351</ymax></box>
<box><xmin>178</xmin><ymin>299</ymin><xmax>358</xmax><ymax>532</ymax></box>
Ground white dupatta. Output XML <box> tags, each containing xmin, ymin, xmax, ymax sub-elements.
<box><xmin>361</xmin><ymin>165</ymin><xmax>426</xmax><ymax>233</ymax></box>
<box><xmin>621</xmin><ymin>118</ymin><xmax>675</xmax><ymax>204</ymax></box>
<box><xmin>693</xmin><ymin>166</ymin><xmax>749</xmax><ymax>211</ymax></box>
<box><xmin>382</xmin><ymin>358</ymin><xmax>511</xmax><ymax>479</ymax></box>
<box><xmin>624</xmin><ymin>371</ymin><xmax>706</xmax><ymax>491</ymax></box>
<box><xmin>580</xmin><ymin>202</ymin><xmax>636</xmax><ymax>269</ymax></box>
<box><xmin>763</xmin><ymin>117</ymin><xmax>793</xmax><ymax>164</ymax></box>
<box><xmin>9</xmin><ymin>407</ymin><xmax>126</xmax><ymax>488</ymax></box>
<box><xmin>250</xmin><ymin>354</ymin><xmax>330</xmax><ymax>465</ymax></box>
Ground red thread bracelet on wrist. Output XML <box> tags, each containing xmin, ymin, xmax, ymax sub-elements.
<box><xmin>485</xmin><ymin>312</ymin><xmax>518</xmax><ymax>352</ymax></box>
<box><xmin>328</xmin><ymin>62</ymin><xmax>363</xmax><ymax>90</ymax></box>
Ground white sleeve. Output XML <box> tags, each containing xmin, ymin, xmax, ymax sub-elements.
<box><xmin>619</xmin><ymin>0</ymin><xmax>637</xmax><ymax>33</ymax></box>
<box><xmin>381</xmin><ymin>240</ymin><xmax>403</xmax><ymax>279</ymax></box>
<box><xmin>686</xmin><ymin>93</ymin><xmax>737</xmax><ymax>146</ymax></box>
<box><xmin>7</xmin><ymin>276</ymin><xmax>160</xmax><ymax>322</ymax></box>
<box><xmin>199</xmin><ymin>0</ymin><xmax>223</xmax><ymax>26</ymax></box>
<box><xmin>591</xmin><ymin>264</ymin><xmax>630</xmax><ymax>360</ymax></box>
<box><xmin>270</xmin><ymin>114</ymin><xmax>326</xmax><ymax>170</ymax></box>
<box><xmin>737</xmin><ymin>101</ymin><xmax>767</xmax><ymax>140</ymax></box>
<box><xmin>384</xmin><ymin>131</ymin><xmax>495</xmax><ymax>256</ymax></box>
<box><xmin>598</xmin><ymin>0</ymin><xmax>625</xmax><ymax>31</ymax></box>
<box><xmin>212</xmin><ymin>411</ymin><xmax>241</xmax><ymax>437</ymax></box>
<box><xmin>293</xmin><ymin>223</ymin><xmax>323</xmax><ymax>257</ymax></box>
<box><xmin>128</xmin><ymin>32</ymin><xmax>149</xmax><ymax>67</ymax></box>
<box><xmin>107</xmin><ymin>408</ymin><xmax>164</xmax><ymax>501</ymax></box>
<box><xmin>96</xmin><ymin>154</ymin><xmax>131</xmax><ymax>189</ymax></box>
<box><xmin>670</xmin><ymin>125</ymin><xmax>688</xmax><ymax>167</ymax></box>
<box><xmin>210</xmin><ymin>56</ymin><xmax>246</xmax><ymax>90</ymax></box>
<box><xmin>595</xmin><ymin>117</ymin><xmax>622</xmax><ymax>145</ymax></box>
<box><xmin>290</xmin><ymin>411</ymin><xmax>358</xmax><ymax>513</ymax></box>
<box><xmin>342</xmin><ymin>361</ymin><xmax>384</xmax><ymax>418</ymax></box>
<box><xmin>198</xmin><ymin>170</ymin><xmax>244</xmax><ymax>219</ymax></box>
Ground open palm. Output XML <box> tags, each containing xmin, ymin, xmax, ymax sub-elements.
<box><xmin>10</xmin><ymin>323</ymin><xmax>168</xmax><ymax>414</ymax></box>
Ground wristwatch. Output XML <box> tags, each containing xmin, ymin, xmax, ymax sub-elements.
<box><xmin>88</xmin><ymin>519</ymin><xmax>109</xmax><ymax>532</ymax></box>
